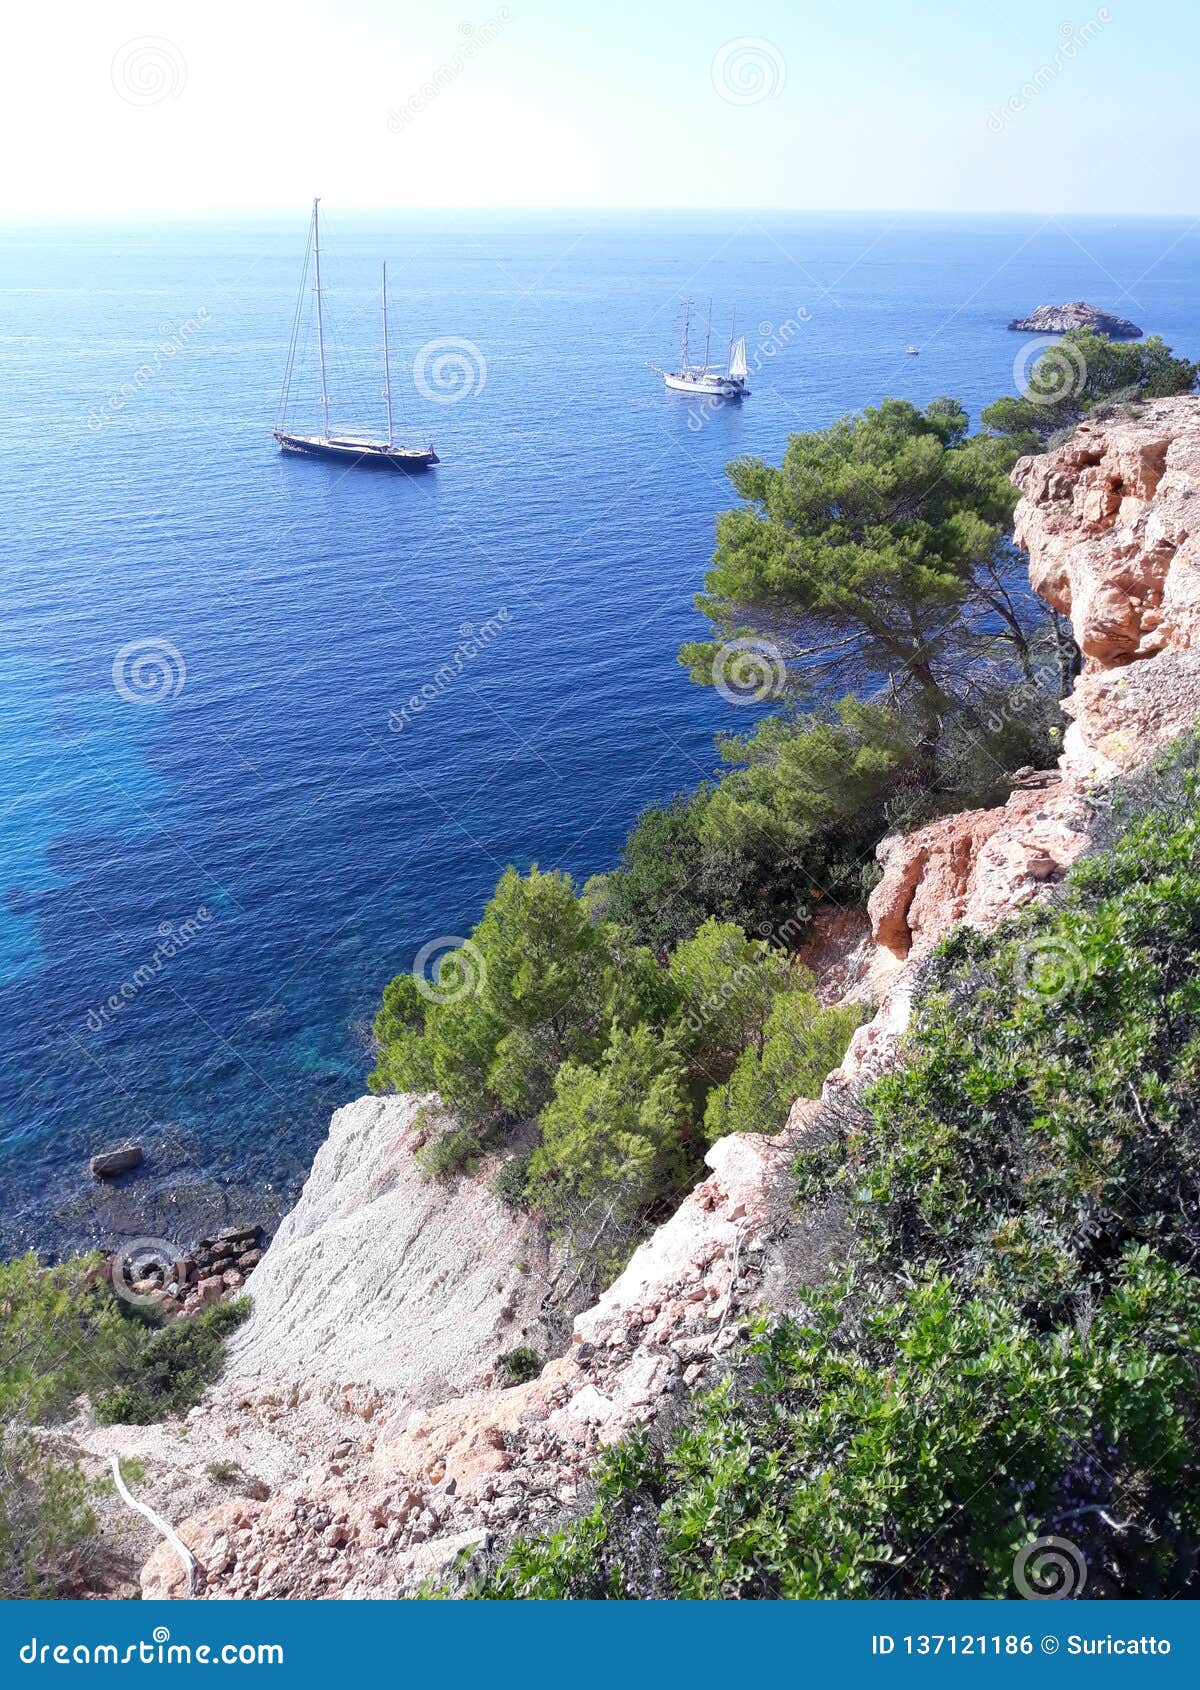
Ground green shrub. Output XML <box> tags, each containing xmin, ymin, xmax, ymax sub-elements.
<box><xmin>415</xmin><ymin>1119</ymin><xmax>488</xmax><ymax>1181</ymax></box>
<box><xmin>600</xmin><ymin>786</ymin><xmax>808</xmax><ymax>953</ymax></box>
<box><xmin>702</xmin><ymin>986</ymin><xmax>861</xmax><ymax>1141</ymax></box>
<box><xmin>93</xmin><ymin>1296</ymin><xmax>249</xmax><ymax>1426</ymax></box>
<box><xmin>476</xmin><ymin>1255</ymin><xmax>1200</xmax><ymax>1599</ymax></box>
<box><xmin>0</xmin><ymin>1425</ymin><xmax>98</xmax><ymax>1599</ymax></box>
<box><xmin>497</xmin><ymin>1346</ymin><xmax>542</xmax><ymax>1385</ymax></box>
<box><xmin>524</xmin><ymin>1026</ymin><xmax>692</xmax><ymax>1289</ymax></box>
<box><xmin>493</xmin><ymin>1152</ymin><xmax>534</xmax><ymax>1211</ymax></box>
<box><xmin>462</xmin><ymin>739</ymin><xmax>1200</xmax><ymax>1599</ymax></box>
<box><xmin>370</xmin><ymin>866</ymin><xmax>668</xmax><ymax>1143</ymax></box>
<box><xmin>0</xmin><ymin>1256</ymin><xmax>249</xmax><ymax>1594</ymax></box>
<box><xmin>982</xmin><ymin>331</ymin><xmax>1198</xmax><ymax>448</ymax></box>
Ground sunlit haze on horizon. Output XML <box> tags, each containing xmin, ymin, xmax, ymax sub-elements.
<box><xmin>3</xmin><ymin>0</ymin><xmax>1197</xmax><ymax>220</ymax></box>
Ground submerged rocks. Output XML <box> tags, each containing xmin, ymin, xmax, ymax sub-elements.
<box><xmin>1007</xmin><ymin>300</ymin><xmax>1142</xmax><ymax>337</ymax></box>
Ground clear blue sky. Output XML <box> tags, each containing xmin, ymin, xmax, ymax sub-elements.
<box><xmin>2</xmin><ymin>0</ymin><xmax>1194</xmax><ymax>217</ymax></box>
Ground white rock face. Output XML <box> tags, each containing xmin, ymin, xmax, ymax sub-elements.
<box><xmin>225</xmin><ymin>1095</ymin><xmax>553</xmax><ymax>1406</ymax></box>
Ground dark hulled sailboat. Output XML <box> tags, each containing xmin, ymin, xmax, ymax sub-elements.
<box><xmin>273</xmin><ymin>199</ymin><xmax>438</xmax><ymax>471</ymax></box>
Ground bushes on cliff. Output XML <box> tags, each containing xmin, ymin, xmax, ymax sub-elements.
<box><xmin>680</xmin><ymin>399</ymin><xmax>1041</xmax><ymax>754</ymax></box>
<box><xmin>809</xmin><ymin>738</ymin><xmax>1200</xmax><ymax>1308</ymax></box>
<box><xmin>524</xmin><ymin>1027</ymin><xmax>692</xmax><ymax>1285</ymax></box>
<box><xmin>982</xmin><ymin>331</ymin><xmax>1198</xmax><ymax>449</ymax></box>
<box><xmin>0</xmin><ymin>1426</ymin><xmax>98</xmax><ymax>1600</ymax></box>
<box><xmin>593</xmin><ymin>785</ymin><xmax>795</xmax><ymax>955</ymax></box>
<box><xmin>369</xmin><ymin>866</ymin><xmax>669</xmax><ymax>1135</ymax></box>
<box><xmin>702</xmin><ymin>984</ymin><xmax>860</xmax><ymax>1143</ymax></box>
<box><xmin>0</xmin><ymin>1256</ymin><xmax>249</xmax><ymax>1427</ymax></box>
<box><xmin>0</xmin><ymin>1254</ymin><xmax>248</xmax><ymax>1594</ymax></box>
<box><xmin>92</xmin><ymin>1296</ymin><xmax>249</xmax><ymax>1426</ymax></box>
<box><xmin>479</xmin><ymin>1256</ymin><xmax>1200</xmax><ymax>1601</ymax></box>
<box><xmin>466</xmin><ymin>738</ymin><xmax>1200</xmax><ymax>1599</ymax></box>
<box><xmin>603</xmin><ymin>676</ymin><xmax>1065</xmax><ymax>955</ymax></box>
<box><xmin>372</xmin><ymin>873</ymin><xmax>859</xmax><ymax>1287</ymax></box>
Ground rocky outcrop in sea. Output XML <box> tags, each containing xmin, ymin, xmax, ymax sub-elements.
<box><xmin>1007</xmin><ymin>299</ymin><xmax>1142</xmax><ymax>337</ymax></box>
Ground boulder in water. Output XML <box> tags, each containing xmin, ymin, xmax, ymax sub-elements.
<box><xmin>90</xmin><ymin>1143</ymin><xmax>144</xmax><ymax>1178</ymax></box>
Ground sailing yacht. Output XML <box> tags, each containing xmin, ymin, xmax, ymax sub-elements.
<box><xmin>274</xmin><ymin>199</ymin><xmax>438</xmax><ymax>471</ymax></box>
<box><xmin>653</xmin><ymin>300</ymin><xmax>750</xmax><ymax>399</ymax></box>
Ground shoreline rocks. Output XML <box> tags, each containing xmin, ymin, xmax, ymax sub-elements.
<box><xmin>104</xmin><ymin>1223</ymin><xmax>265</xmax><ymax>1318</ymax></box>
<box><xmin>1007</xmin><ymin>300</ymin><xmax>1142</xmax><ymax>338</ymax></box>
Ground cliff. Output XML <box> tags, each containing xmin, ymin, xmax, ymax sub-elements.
<box><xmin>109</xmin><ymin>399</ymin><xmax>1200</xmax><ymax>1599</ymax></box>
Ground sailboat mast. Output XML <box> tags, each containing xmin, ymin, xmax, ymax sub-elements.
<box><xmin>727</xmin><ymin>308</ymin><xmax>736</xmax><ymax>374</ymax></box>
<box><xmin>311</xmin><ymin>197</ymin><xmax>331</xmax><ymax>439</ymax></box>
<box><xmin>381</xmin><ymin>261</ymin><xmax>394</xmax><ymax>447</ymax></box>
<box><xmin>680</xmin><ymin>300</ymin><xmax>691</xmax><ymax>374</ymax></box>
<box><xmin>703</xmin><ymin>299</ymin><xmax>712</xmax><ymax>372</ymax></box>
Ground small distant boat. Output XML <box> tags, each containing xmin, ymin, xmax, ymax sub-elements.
<box><xmin>274</xmin><ymin>199</ymin><xmax>438</xmax><ymax>471</ymax></box>
<box><xmin>652</xmin><ymin>300</ymin><xmax>750</xmax><ymax>399</ymax></box>
<box><xmin>905</xmin><ymin>345</ymin><xmax>920</xmax><ymax>356</ymax></box>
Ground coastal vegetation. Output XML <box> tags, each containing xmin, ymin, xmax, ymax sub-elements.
<box><xmin>467</xmin><ymin>736</ymin><xmax>1200</xmax><ymax>1598</ymax></box>
<box><xmin>374</xmin><ymin>344</ymin><xmax>1196</xmax><ymax>1301</ymax></box>
<box><xmin>682</xmin><ymin>396</ymin><xmax>1039</xmax><ymax>741</ymax></box>
<box><xmin>9</xmin><ymin>336</ymin><xmax>1190</xmax><ymax>1602</ymax></box>
<box><xmin>982</xmin><ymin>330</ymin><xmax>1198</xmax><ymax>449</ymax></box>
<box><xmin>370</xmin><ymin>877</ymin><xmax>857</xmax><ymax>1290</ymax></box>
<box><xmin>0</xmin><ymin>1256</ymin><xmax>247</xmax><ymax>1596</ymax></box>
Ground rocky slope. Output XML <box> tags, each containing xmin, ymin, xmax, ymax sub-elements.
<box><xmin>91</xmin><ymin>398</ymin><xmax>1200</xmax><ymax>1600</ymax></box>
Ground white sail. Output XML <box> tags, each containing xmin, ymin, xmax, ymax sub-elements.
<box><xmin>728</xmin><ymin>336</ymin><xmax>748</xmax><ymax>380</ymax></box>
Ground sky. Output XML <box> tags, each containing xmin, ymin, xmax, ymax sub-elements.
<box><xmin>1</xmin><ymin>0</ymin><xmax>1195</xmax><ymax>219</ymax></box>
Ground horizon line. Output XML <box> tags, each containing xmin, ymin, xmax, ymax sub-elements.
<box><xmin>3</xmin><ymin>204</ymin><xmax>1200</xmax><ymax>227</ymax></box>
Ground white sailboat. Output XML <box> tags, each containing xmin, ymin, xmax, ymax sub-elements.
<box><xmin>274</xmin><ymin>199</ymin><xmax>438</xmax><ymax>471</ymax></box>
<box><xmin>653</xmin><ymin>300</ymin><xmax>750</xmax><ymax>399</ymax></box>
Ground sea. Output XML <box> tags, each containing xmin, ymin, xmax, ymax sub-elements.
<box><xmin>3</xmin><ymin>209</ymin><xmax>1199</xmax><ymax>1256</ymax></box>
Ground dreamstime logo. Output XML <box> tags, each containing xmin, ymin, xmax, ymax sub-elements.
<box><xmin>388</xmin><ymin>8</ymin><xmax>511</xmax><ymax>132</ymax></box>
<box><xmin>1014</xmin><ymin>934</ymin><xmax>1086</xmax><ymax>1005</ymax></box>
<box><xmin>17</xmin><ymin>1627</ymin><xmax>286</xmax><ymax>1667</ymax></box>
<box><xmin>112</xmin><ymin>638</ymin><xmax>187</xmax><ymax>704</ymax></box>
<box><xmin>413</xmin><ymin>338</ymin><xmax>488</xmax><ymax>404</ymax></box>
<box><xmin>110</xmin><ymin>1236</ymin><xmax>187</xmax><ymax>1309</ymax></box>
<box><xmin>85</xmin><ymin>907</ymin><xmax>214</xmax><ymax>1033</ymax></box>
<box><xmin>711</xmin><ymin>37</ymin><xmax>786</xmax><ymax>105</ymax></box>
<box><xmin>1013</xmin><ymin>1535</ymin><xmax>1088</xmax><ymax>1599</ymax></box>
<box><xmin>110</xmin><ymin>38</ymin><xmax>187</xmax><ymax>107</ymax></box>
<box><xmin>387</xmin><ymin>610</ymin><xmax>511</xmax><ymax>733</ymax></box>
<box><xmin>87</xmin><ymin>309</ymin><xmax>211</xmax><ymax>432</ymax></box>
<box><xmin>1013</xmin><ymin>337</ymin><xmax>1089</xmax><ymax>407</ymax></box>
<box><xmin>987</xmin><ymin>12</ymin><xmax>1111</xmax><ymax>132</ymax></box>
<box><xmin>412</xmin><ymin>936</ymin><xmax>487</xmax><ymax>1004</ymax></box>
<box><xmin>712</xmin><ymin>637</ymin><xmax>787</xmax><ymax>705</ymax></box>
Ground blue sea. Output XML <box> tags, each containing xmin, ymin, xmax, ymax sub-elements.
<box><xmin>3</xmin><ymin>209</ymin><xmax>1199</xmax><ymax>1256</ymax></box>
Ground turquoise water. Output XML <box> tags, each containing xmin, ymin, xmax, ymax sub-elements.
<box><xmin>3</xmin><ymin>210</ymin><xmax>1199</xmax><ymax>1253</ymax></box>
